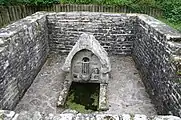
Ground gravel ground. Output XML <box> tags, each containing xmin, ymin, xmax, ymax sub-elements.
<box><xmin>15</xmin><ymin>54</ymin><xmax>156</xmax><ymax>116</ymax></box>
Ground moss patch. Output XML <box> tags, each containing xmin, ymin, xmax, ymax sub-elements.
<box><xmin>65</xmin><ymin>82</ymin><xmax>100</xmax><ymax>113</ymax></box>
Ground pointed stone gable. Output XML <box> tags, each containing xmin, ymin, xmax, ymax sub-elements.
<box><xmin>62</xmin><ymin>33</ymin><xmax>111</xmax><ymax>73</ymax></box>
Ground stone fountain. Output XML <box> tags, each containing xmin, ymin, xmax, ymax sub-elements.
<box><xmin>57</xmin><ymin>33</ymin><xmax>111</xmax><ymax>110</ymax></box>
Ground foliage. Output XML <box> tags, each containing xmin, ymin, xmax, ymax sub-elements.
<box><xmin>0</xmin><ymin>0</ymin><xmax>157</xmax><ymax>6</ymax></box>
<box><xmin>158</xmin><ymin>0</ymin><xmax>181</xmax><ymax>24</ymax></box>
<box><xmin>0</xmin><ymin>0</ymin><xmax>18</xmax><ymax>5</ymax></box>
<box><xmin>59</xmin><ymin>0</ymin><xmax>133</xmax><ymax>5</ymax></box>
<box><xmin>24</xmin><ymin>0</ymin><xmax>59</xmax><ymax>5</ymax></box>
<box><xmin>129</xmin><ymin>0</ymin><xmax>156</xmax><ymax>12</ymax></box>
<box><xmin>0</xmin><ymin>0</ymin><xmax>59</xmax><ymax>5</ymax></box>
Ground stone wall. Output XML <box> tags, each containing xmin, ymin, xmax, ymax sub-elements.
<box><xmin>133</xmin><ymin>14</ymin><xmax>181</xmax><ymax>116</ymax></box>
<box><xmin>47</xmin><ymin>12</ymin><xmax>136</xmax><ymax>55</ymax></box>
<box><xmin>0</xmin><ymin>12</ymin><xmax>49</xmax><ymax>110</ymax></box>
<box><xmin>1</xmin><ymin>110</ymin><xmax>181</xmax><ymax>120</ymax></box>
<box><xmin>0</xmin><ymin>11</ymin><xmax>181</xmax><ymax>118</ymax></box>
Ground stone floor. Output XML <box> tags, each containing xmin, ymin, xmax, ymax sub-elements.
<box><xmin>15</xmin><ymin>54</ymin><xmax>156</xmax><ymax>116</ymax></box>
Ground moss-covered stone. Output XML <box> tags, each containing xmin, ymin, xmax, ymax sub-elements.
<box><xmin>65</xmin><ymin>82</ymin><xmax>99</xmax><ymax>113</ymax></box>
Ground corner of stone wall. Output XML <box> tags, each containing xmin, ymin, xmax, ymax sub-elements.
<box><xmin>133</xmin><ymin>14</ymin><xmax>181</xmax><ymax>116</ymax></box>
<box><xmin>0</xmin><ymin>11</ymin><xmax>49</xmax><ymax>110</ymax></box>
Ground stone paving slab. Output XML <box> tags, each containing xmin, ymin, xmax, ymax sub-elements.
<box><xmin>105</xmin><ymin>56</ymin><xmax>156</xmax><ymax>116</ymax></box>
<box><xmin>15</xmin><ymin>54</ymin><xmax>156</xmax><ymax>116</ymax></box>
<box><xmin>15</xmin><ymin>54</ymin><xmax>66</xmax><ymax>114</ymax></box>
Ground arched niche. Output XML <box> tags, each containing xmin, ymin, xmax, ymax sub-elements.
<box><xmin>71</xmin><ymin>49</ymin><xmax>102</xmax><ymax>81</ymax></box>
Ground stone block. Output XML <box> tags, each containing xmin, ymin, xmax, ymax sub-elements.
<box><xmin>96</xmin><ymin>114</ymin><xmax>120</xmax><ymax>120</ymax></box>
<box><xmin>0</xmin><ymin>110</ymin><xmax>15</xmax><ymax>120</ymax></box>
<box><xmin>75</xmin><ymin>113</ymin><xmax>95</xmax><ymax>120</ymax></box>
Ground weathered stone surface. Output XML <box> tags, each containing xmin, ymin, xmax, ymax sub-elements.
<box><xmin>99</xmin><ymin>84</ymin><xmax>108</xmax><ymax>111</ymax></box>
<box><xmin>0</xmin><ymin>12</ymin><xmax>49</xmax><ymax>110</ymax></box>
<box><xmin>47</xmin><ymin>12</ymin><xmax>136</xmax><ymax>55</ymax></box>
<box><xmin>134</xmin><ymin>114</ymin><xmax>147</xmax><ymax>120</ymax></box>
<box><xmin>0</xmin><ymin>110</ymin><xmax>16</xmax><ymax>120</ymax></box>
<box><xmin>122</xmin><ymin>114</ymin><xmax>131</xmax><ymax>120</ymax></box>
<box><xmin>62</xmin><ymin>33</ymin><xmax>111</xmax><ymax>73</ymax></box>
<box><xmin>61</xmin><ymin>33</ymin><xmax>110</xmax><ymax>110</ymax></box>
<box><xmin>0</xmin><ymin>11</ymin><xmax>181</xmax><ymax>118</ymax></box>
<box><xmin>105</xmin><ymin>56</ymin><xmax>156</xmax><ymax>115</ymax></box>
<box><xmin>15</xmin><ymin>55</ymin><xmax>156</xmax><ymax>116</ymax></box>
<box><xmin>16</xmin><ymin>111</ymin><xmax>42</xmax><ymax>120</ymax></box>
<box><xmin>152</xmin><ymin>115</ymin><xmax>181</xmax><ymax>120</ymax></box>
<box><xmin>133</xmin><ymin>14</ymin><xmax>181</xmax><ymax>116</ymax></box>
<box><xmin>57</xmin><ymin>79</ymin><xmax>71</xmax><ymax>107</ymax></box>
<box><xmin>2</xmin><ymin>110</ymin><xmax>180</xmax><ymax>120</ymax></box>
<box><xmin>61</xmin><ymin>109</ymin><xmax>78</xmax><ymax>114</ymax></box>
<box><xmin>44</xmin><ymin>113</ymin><xmax>75</xmax><ymax>120</ymax></box>
<box><xmin>76</xmin><ymin>113</ymin><xmax>96</xmax><ymax>120</ymax></box>
<box><xmin>15</xmin><ymin>54</ymin><xmax>65</xmax><ymax>114</ymax></box>
<box><xmin>96</xmin><ymin>114</ymin><xmax>119</xmax><ymax>120</ymax></box>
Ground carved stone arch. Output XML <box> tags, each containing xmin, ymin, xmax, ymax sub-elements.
<box><xmin>62</xmin><ymin>33</ymin><xmax>111</xmax><ymax>73</ymax></box>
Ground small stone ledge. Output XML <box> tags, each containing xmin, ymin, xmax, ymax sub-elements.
<box><xmin>57</xmin><ymin>78</ymin><xmax>72</xmax><ymax>107</ymax></box>
<box><xmin>1</xmin><ymin>110</ymin><xmax>181</xmax><ymax>120</ymax></box>
<box><xmin>99</xmin><ymin>84</ymin><xmax>109</xmax><ymax>111</ymax></box>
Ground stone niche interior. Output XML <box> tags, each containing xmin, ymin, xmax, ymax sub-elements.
<box><xmin>0</xmin><ymin>11</ymin><xmax>181</xmax><ymax>119</ymax></box>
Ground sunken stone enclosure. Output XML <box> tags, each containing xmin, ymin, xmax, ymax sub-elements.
<box><xmin>0</xmin><ymin>12</ymin><xmax>181</xmax><ymax>119</ymax></box>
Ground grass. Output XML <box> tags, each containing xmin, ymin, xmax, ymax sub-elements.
<box><xmin>157</xmin><ymin>17</ymin><xmax>181</xmax><ymax>33</ymax></box>
<box><xmin>65</xmin><ymin>82</ymin><xmax>100</xmax><ymax>113</ymax></box>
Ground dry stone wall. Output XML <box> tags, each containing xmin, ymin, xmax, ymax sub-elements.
<box><xmin>1</xmin><ymin>110</ymin><xmax>181</xmax><ymax>120</ymax></box>
<box><xmin>0</xmin><ymin>12</ymin><xmax>181</xmax><ymax>118</ymax></box>
<box><xmin>133</xmin><ymin>14</ymin><xmax>181</xmax><ymax>116</ymax></box>
<box><xmin>47</xmin><ymin>12</ymin><xmax>136</xmax><ymax>55</ymax></box>
<box><xmin>0</xmin><ymin>12</ymin><xmax>49</xmax><ymax>110</ymax></box>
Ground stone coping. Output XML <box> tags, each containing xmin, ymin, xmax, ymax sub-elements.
<box><xmin>0</xmin><ymin>12</ymin><xmax>47</xmax><ymax>38</ymax></box>
<box><xmin>0</xmin><ymin>110</ymin><xmax>181</xmax><ymax>120</ymax></box>
<box><xmin>137</xmin><ymin>14</ymin><xmax>181</xmax><ymax>41</ymax></box>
